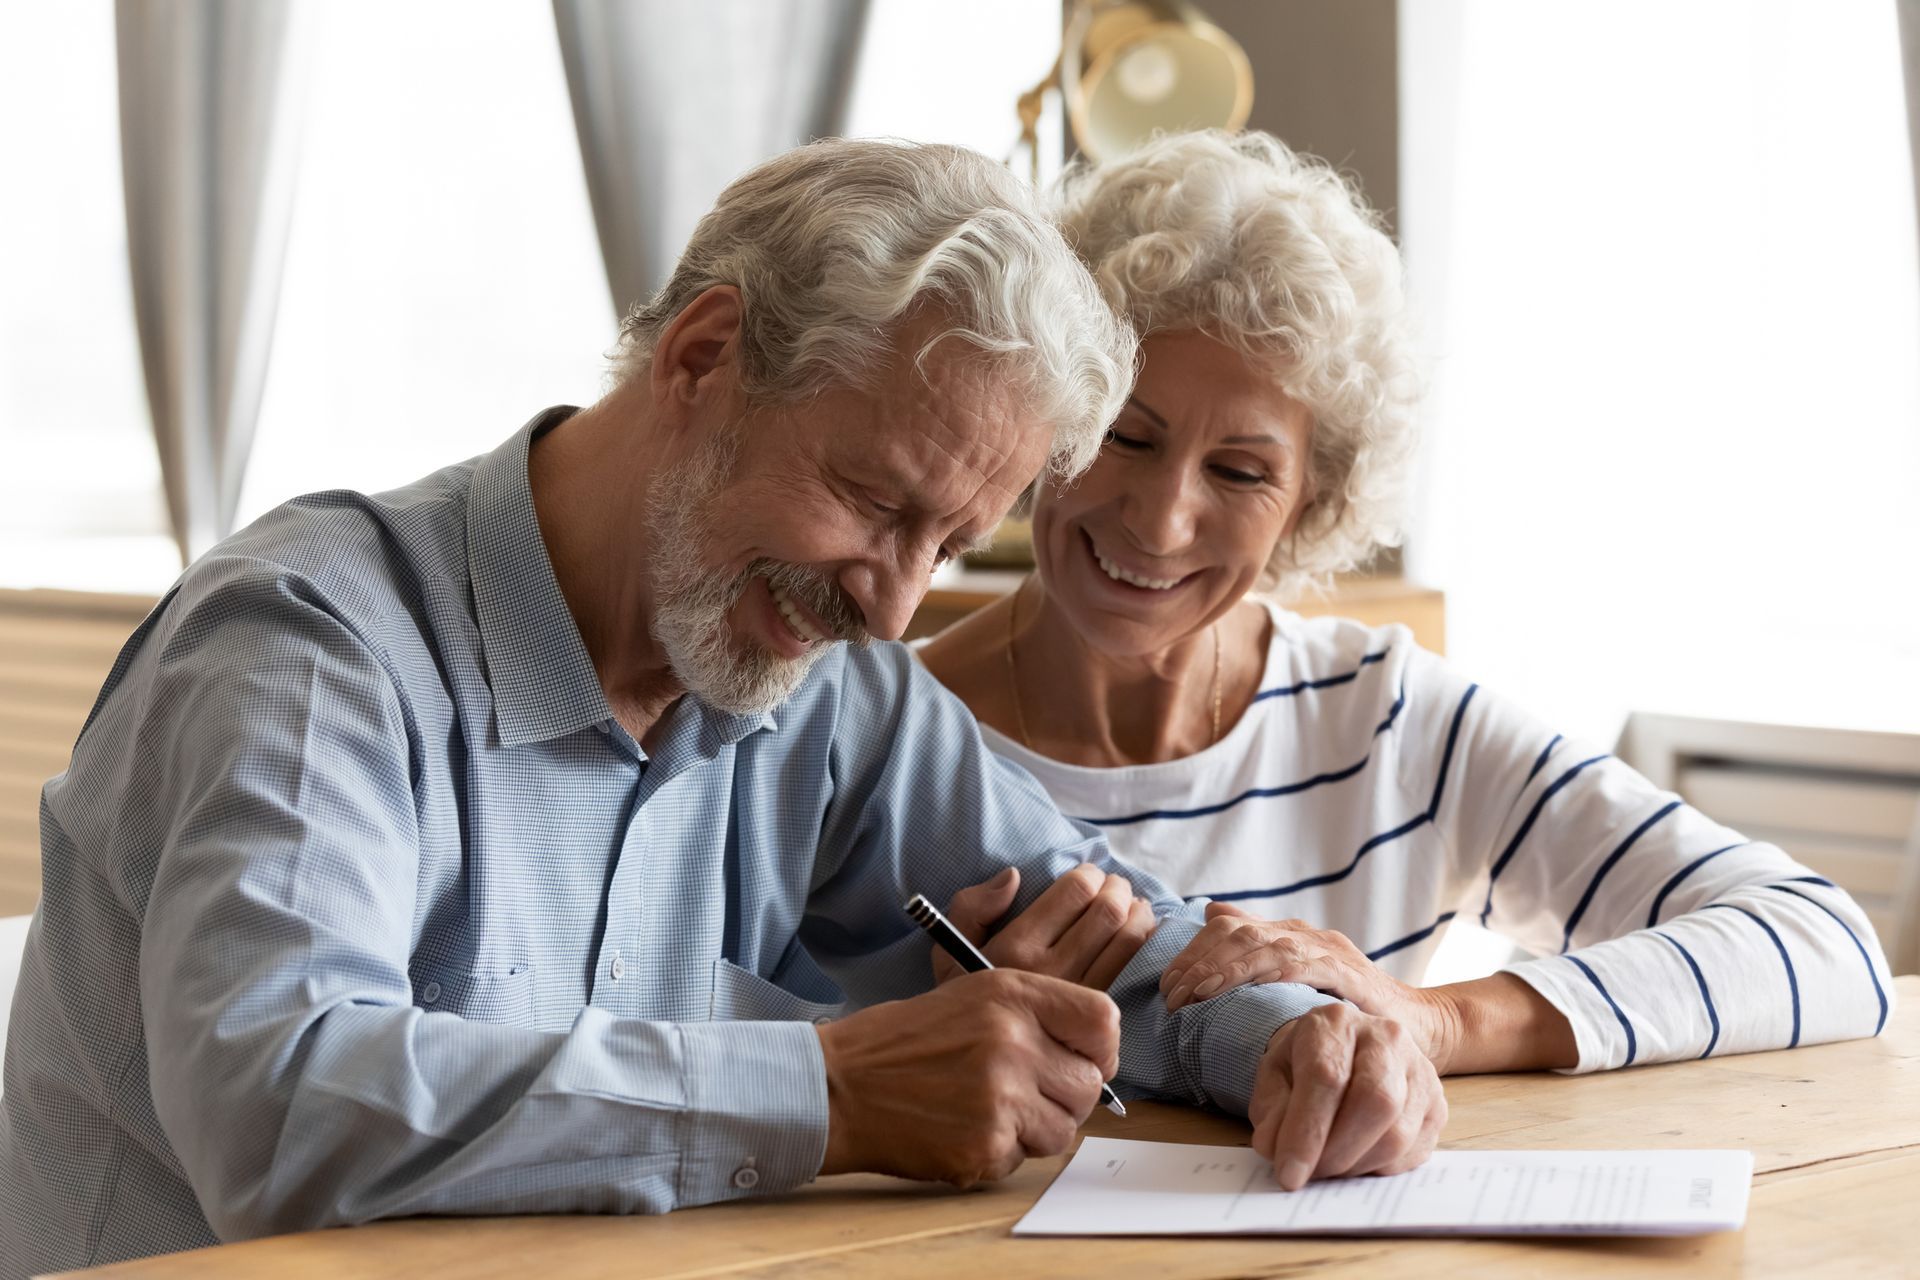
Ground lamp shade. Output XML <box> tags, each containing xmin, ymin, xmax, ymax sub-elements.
<box><xmin>1063</xmin><ymin>1</ymin><xmax>1253</xmax><ymax>160</ymax></box>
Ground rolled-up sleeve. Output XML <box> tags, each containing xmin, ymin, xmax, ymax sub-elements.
<box><xmin>139</xmin><ymin>568</ymin><xmax>826</xmax><ymax>1238</ymax></box>
<box><xmin>1103</xmin><ymin>918</ymin><xmax>1338</xmax><ymax>1112</ymax></box>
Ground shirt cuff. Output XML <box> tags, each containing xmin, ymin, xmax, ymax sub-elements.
<box><xmin>676</xmin><ymin>1020</ymin><xmax>830</xmax><ymax>1204</ymax></box>
<box><xmin>1196</xmin><ymin>982</ymin><xmax>1342</xmax><ymax>1115</ymax></box>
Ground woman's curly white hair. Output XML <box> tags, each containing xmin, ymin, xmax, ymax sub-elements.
<box><xmin>1053</xmin><ymin>129</ymin><xmax>1419</xmax><ymax>597</ymax></box>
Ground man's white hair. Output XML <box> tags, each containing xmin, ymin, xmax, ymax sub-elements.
<box><xmin>1053</xmin><ymin>129</ymin><xmax>1419</xmax><ymax>596</ymax></box>
<box><xmin>618</xmin><ymin>137</ymin><xmax>1136</xmax><ymax>483</ymax></box>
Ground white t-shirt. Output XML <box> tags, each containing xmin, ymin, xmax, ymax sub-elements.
<box><xmin>976</xmin><ymin>602</ymin><xmax>1896</xmax><ymax>1072</ymax></box>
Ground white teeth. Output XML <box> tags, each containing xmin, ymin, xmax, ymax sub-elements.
<box><xmin>1093</xmin><ymin>548</ymin><xmax>1179</xmax><ymax>591</ymax></box>
<box><xmin>769</xmin><ymin>584</ymin><xmax>827</xmax><ymax>644</ymax></box>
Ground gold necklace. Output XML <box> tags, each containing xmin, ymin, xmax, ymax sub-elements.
<box><xmin>1005</xmin><ymin>578</ymin><xmax>1222</xmax><ymax>752</ymax></box>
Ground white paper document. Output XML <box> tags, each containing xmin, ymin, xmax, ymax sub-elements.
<box><xmin>1014</xmin><ymin>1138</ymin><xmax>1753</xmax><ymax>1238</ymax></box>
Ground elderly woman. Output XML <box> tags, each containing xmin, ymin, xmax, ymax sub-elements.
<box><xmin>921</xmin><ymin>130</ymin><xmax>1894</xmax><ymax>1082</ymax></box>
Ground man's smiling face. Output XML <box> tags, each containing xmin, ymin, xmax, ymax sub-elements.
<box><xmin>647</xmin><ymin>327</ymin><xmax>1052</xmax><ymax>714</ymax></box>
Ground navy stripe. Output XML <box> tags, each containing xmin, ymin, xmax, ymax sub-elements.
<box><xmin>1207</xmin><ymin>813</ymin><xmax>1430</xmax><ymax>903</ymax></box>
<box><xmin>1784</xmin><ymin>875</ymin><xmax>1836</xmax><ymax>888</ymax></box>
<box><xmin>1425</xmin><ymin>684</ymin><xmax>1478</xmax><ymax>819</ymax></box>
<box><xmin>1082</xmin><ymin>755</ymin><xmax>1372</xmax><ymax>827</ymax></box>
<box><xmin>1566</xmin><ymin>955</ymin><xmax>1637</xmax><ymax>1066</ymax></box>
<box><xmin>1251</xmin><ymin>649</ymin><xmax>1390</xmax><ymax>702</ymax></box>
<box><xmin>1478</xmin><ymin>754</ymin><xmax>1610</xmax><ymax>926</ymax></box>
<box><xmin>1525</xmin><ymin>733</ymin><xmax>1563</xmax><ymax>784</ymax></box>
<box><xmin>1645</xmin><ymin>842</ymin><xmax>1750</xmax><ymax>928</ymax></box>
<box><xmin>1704</xmin><ymin>903</ymin><xmax>1802</xmax><ymax>1048</ymax></box>
<box><xmin>1762</xmin><ymin>883</ymin><xmax>1889</xmax><ymax>1035</ymax></box>
<box><xmin>1200</xmin><ymin>685</ymin><xmax>1477</xmax><ymax>903</ymax></box>
<box><xmin>1367</xmin><ymin>910</ymin><xmax>1457</xmax><ymax>962</ymax></box>
<box><xmin>1374</xmin><ymin>685</ymin><xmax>1408</xmax><ymax>737</ymax></box>
<box><xmin>1559</xmin><ymin>800</ymin><xmax>1683</xmax><ymax>953</ymax></box>
<box><xmin>1081</xmin><ymin>682</ymin><xmax>1409</xmax><ymax>829</ymax></box>
<box><xmin>1652</xmin><ymin>930</ymin><xmax>1720</xmax><ymax>1058</ymax></box>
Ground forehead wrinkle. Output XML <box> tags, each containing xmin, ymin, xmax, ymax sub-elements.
<box><xmin>892</xmin><ymin>435</ymin><xmax>1030</xmax><ymax>536</ymax></box>
<box><xmin>873</xmin><ymin>431</ymin><xmax>1036</xmax><ymax>564</ymax></box>
<box><xmin>888</xmin><ymin>376</ymin><xmax>1035</xmax><ymax>511</ymax></box>
<box><xmin>848</xmin><ymin>342</ymin><xmax>1049</xmax><ymax>553</ymax></box>
<box><xmin>909</xmin><ymin>381</ymin><xmax>1020</xmax><ymax>479</ymax></box>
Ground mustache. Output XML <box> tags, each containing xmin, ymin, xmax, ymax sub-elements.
<box><xmin>753</xmin><ymin>559</ymin><xmax>871</xmax><ymax>647</ymax></box>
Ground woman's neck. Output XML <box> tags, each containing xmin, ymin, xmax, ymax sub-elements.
<box><xmin>1006</xmin><ymin>581</ymin><xmax>1265</xmax><ymax>768</ymax></box>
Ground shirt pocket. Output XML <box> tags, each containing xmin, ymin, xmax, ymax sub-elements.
<box><xmin>413</xmin><ymin>961</ymin><xmax>538</xmax><ymax>1027</ymax></box>
<box><xmin>708</xmin><ymin>958</ymin><xmax>847</xmax><ymax>1026</ymax></box>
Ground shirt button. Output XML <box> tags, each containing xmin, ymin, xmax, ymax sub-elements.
<box><xmin>421</xmin><ymin>981</ymin><xmax>441</xmax><ymax>1005</ymax></box>
<box><xmin>609</xmin><ymin>953</ymin><xmax>625</xmax><ymax>982</ymax></box>
<box><xmin>731</xmin><ymin>1163</ymin><xmax>760</xmax><ymax>1190</ymax></box>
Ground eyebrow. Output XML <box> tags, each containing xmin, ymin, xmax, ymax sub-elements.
<box><xmin>953</xmin><ymin>530</ymin><xmax>998</xmax><ymax>559</ymax></box>
<box><xmin>1127</xmin><ymin>395</ymin><xmax>1173</xmax><ymax>433</ymax></box>
<box><xmin>1126</xmin><ymin>395</ymin><xmax>1290</xmax><ymax>450</ymax></box>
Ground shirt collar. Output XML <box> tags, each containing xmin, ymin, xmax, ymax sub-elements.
<box><xmin>467</xmin><ymin>408</ymin><xmax>614</xmax><ymax>747</ymax></box>
<box><xmin>466</xmin><ymin>407</ymin><xmax>779</xmax><ymax>751</ymax></box>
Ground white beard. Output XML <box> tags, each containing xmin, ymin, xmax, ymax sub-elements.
<box><xmin>645</xmin><ymin>428</ymin><xmax>862</xmax><ymax>715</ymax></box>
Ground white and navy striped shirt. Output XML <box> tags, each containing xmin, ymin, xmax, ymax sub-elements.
<box><xmin>980</xmin><ymin>602</ymin><xmax>1895</xmax><ymax>1072</ymax></box>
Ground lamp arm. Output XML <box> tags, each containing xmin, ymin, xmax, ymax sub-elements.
<box><xmin>1012</xmin><ymin>48</ymin><xmax>1065</xmax><ymax>185</ymax></box>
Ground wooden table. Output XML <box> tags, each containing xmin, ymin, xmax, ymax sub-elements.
<box><xmin>54</xmin><ymin>975</ymin><xmax>1919</xmax><ymax>1279</ymax></box>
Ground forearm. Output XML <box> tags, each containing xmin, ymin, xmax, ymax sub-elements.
<box><xmin>158</xmin><ymin>1003</ymin><xmax>828</xmax><ymax>1238</ymax></box>
<box><xmin>1501</xmin><ymin>879</ymin><xmax>1894</xmax><ymax>1073</ymax></box>
<box><xmin>1427</xmin><ymin>972</ymin><xmax>1578</xmax><ymax>1074</ymax></box>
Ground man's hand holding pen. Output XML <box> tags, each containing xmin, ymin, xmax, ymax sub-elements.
<box><xmin>814</xmin><ymin>970</ymin><xmax>1120</xmax><ymax>1186</ymax></box>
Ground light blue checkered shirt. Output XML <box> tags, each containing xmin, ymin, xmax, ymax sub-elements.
<box><xmin>0</xmin><ymin>411</ymin><xmax>1334</xmax><ymax>1277</ymax></box>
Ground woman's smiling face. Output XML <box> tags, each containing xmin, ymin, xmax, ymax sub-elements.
<box><xmin>1031</xmin><ymin>331</ymin><xmax>1315</xmax><ymax>658</ymax></box>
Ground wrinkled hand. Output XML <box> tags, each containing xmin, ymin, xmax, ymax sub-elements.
<box><xmin>1250</xmin><ymin>1002</ymin><xmax>1448</xmax><ymax>1190</ymax></box>
<box><xmin>935</xmin><ymin>863</ymin><xmax>1157</xmax><ymax>991</ymax></box>
<box><xmin>816</xmin><ymin>969</ymin><xmax>1120</xmax><ymax>1186</ymax></box>
<box><xmin>1162</xmin><ymin>902</ymin><xmax>1462</xmax><ymax>1072</ymax></box>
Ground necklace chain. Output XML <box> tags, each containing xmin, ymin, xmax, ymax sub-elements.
<box><xmin>1005</xmin><ymin>578</ymin><xmax>1221</xmax><ymax>753</ymax></box>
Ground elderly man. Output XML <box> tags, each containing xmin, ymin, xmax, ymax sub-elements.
<box><xmin>0</xmin><ymin>139</ymin><xmax>1441</xmax><ymax>1277</ymax></box>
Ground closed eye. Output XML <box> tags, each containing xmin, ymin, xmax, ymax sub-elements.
<box><xmin>1105</xmin><ymin>429</ymin><xmax>1151</xmax><ymax>451</ymax></box>
<box><xmin>1212</xmin><ymin>464</ymin><xmax>1266</xmax><ymax>485</ymax></box>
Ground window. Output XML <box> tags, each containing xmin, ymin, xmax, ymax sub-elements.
<box><xmin>1400</xmin><ymin>0</ymin><xmax>1920</xmax><ymax>745</ymax></box>
<box><xmin>0</xmin><ymin>0</ymin><xmax>1060</xmax><ymax>593</ymax></box>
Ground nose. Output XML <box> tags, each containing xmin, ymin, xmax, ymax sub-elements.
<box><xmin>1120</xmin><ymin>465</ymin><xmax>1200</xmax><ymax>558</ymax></box>
<box><xmin>837</xmin><ymin>549</ymin><xmax>932</xmax><ymax>643</ymax></box>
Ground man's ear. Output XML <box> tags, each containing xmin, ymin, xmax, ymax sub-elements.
<box><xmin>650</xmin><ymin>285</ymin><xmax>745</xmax><ymax>415</ymax></box>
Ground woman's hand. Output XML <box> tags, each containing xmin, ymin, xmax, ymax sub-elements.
<box><xmin>936</xmin><ymin>863</ymin><xmax>1159</xmax><ymax>992</ymax></box>
<box><xmin>1162</xmin><ymin>902</ymin><xmax>1465</xmax><ymax>1074</ymax></box>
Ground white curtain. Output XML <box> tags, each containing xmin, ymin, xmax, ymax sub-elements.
<box><xmin>1902</xmin><ymin>0</ymin><xmax>1920</xmax><ymax>273</ymax></box>
<box><xmin>552</xmin><ymin>0</ymin><xmax>871</xmax><ymax>319</ymax></box>
<box><xmin>1398</xmin><ymin>0</ymin><xmax>1920</xmax><ymax>744</ymax></box>
<box><xmin>117</xmin><ymin>0</ymin><xmax>308</xmax><ymax>565</ymax></box>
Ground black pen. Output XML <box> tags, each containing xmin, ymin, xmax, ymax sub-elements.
<box><xmin>904</xmin><ymin>892</ymin><xmax>1127</xmax><ymax>1117</ymax></box>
